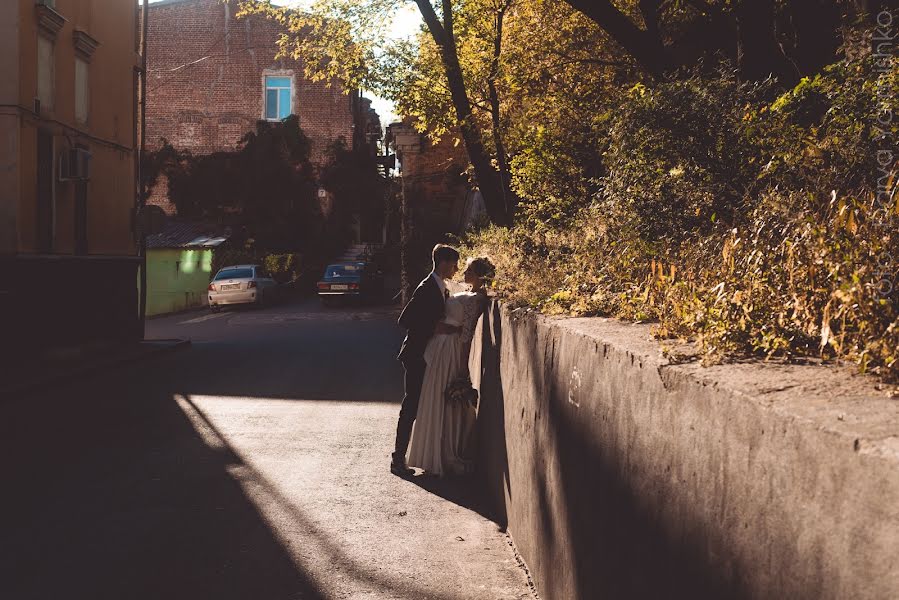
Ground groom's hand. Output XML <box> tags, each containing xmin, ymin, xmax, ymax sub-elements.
<box><xmin>434</xmin><ymin>323</ymin><xmax>461</xmax><ymax>335</ymax></box>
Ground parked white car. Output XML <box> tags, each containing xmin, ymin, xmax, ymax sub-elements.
<box><xmin>208</xmin><ymin>264</ymin><xmax>278</xmax><ymax>310</ymax></box>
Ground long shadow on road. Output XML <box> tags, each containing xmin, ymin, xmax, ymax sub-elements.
<box><xmin>0</xmin><ymin>306</ymin><xmax>488</xmax><ymax>600</ymax></box>
<box><xmin>0</xmin><ymin>362</ymin><xmax>325</xmax><ymax>600</ymax></box>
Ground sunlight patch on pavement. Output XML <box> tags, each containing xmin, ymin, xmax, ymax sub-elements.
<box><xmin>170</xmin><ymin>393</ymin><xmax>461</xmax><ymax>599</ymax></box>
<box><xmin>179</xmin><ymin>312</ymin><xmax>227</xmax><ymax>325</ymax></box>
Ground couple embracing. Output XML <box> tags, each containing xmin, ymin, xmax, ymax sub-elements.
<box><xmin>391</xmin><ymin>245</ymin><xmax>495</xmax><ymax>478</ymax></box>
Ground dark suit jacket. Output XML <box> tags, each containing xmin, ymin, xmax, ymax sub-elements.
<box><xmin>396</xmin><ymin>275</ymin><xmax>445</xmax><ymax>362</ymax></box>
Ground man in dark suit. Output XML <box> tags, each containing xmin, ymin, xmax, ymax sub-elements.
<box><xmin>391</xmin><ymin>244</ymin><xmax>460</xmax><ymax>476</ymax></box>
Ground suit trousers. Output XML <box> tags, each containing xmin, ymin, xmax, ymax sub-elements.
<box><xmin>394</xmin><ymin>356</ymin><xmax>426</xmax><ymax>459</ymax></box>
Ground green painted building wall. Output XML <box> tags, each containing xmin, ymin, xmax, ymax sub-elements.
<box><xmin>146</xmin><ymin>248</ymin><xmax>214</xmax><ymax>316</ymax></box>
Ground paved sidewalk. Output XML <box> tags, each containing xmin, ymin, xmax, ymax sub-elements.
<box><xmin>1</xmin><ymin>338</ymin><xmax>190</xmax><ymax>399</ymax></box>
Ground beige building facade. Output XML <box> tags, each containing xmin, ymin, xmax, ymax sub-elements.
<box><xmin>0</xmin><ymin>0</ymin><xmax>142</xmax><ymax>351</ymax></box>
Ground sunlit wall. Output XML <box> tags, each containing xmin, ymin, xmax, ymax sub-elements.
<box><xmin>146</xmin><ymin>248</ymin><xmax>213</xmax><ymax>316</ymax></box>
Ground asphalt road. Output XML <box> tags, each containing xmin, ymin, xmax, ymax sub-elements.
<box><xmin>1</xmin><ymin>297</ymin><xmax>534</xmax><ymax>600</ymax></box>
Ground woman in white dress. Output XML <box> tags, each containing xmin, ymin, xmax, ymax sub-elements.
<box><xmin>406</xmin><ymin>257</ymin><xmax>495</xmax><ymax>476</ymax></box>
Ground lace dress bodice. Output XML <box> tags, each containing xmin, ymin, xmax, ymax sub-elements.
<box><xmin>442</xmin><ymin>291</ymin><xmax>486</xmax><ymax>344</ymax></box>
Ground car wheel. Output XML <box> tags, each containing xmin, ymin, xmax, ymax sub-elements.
<box><xmin>320</xmin><ymin>296</ymin><xmax>333</xmax><ymax>308</ymax></box>
<box><xmin>210</xmin><ymin>304</ymin><xmax>221</xmax><ymax>313</ymax></box>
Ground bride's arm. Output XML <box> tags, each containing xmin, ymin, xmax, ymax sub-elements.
<box><xmin>459</xmin><ymin>339</ymin><xmax>474</xmax><ymax>380</ymax></box>
<box><xmin>457</xmin><ymin>292</ymin><xmax>487</xmax><ymax>379</ymax></box>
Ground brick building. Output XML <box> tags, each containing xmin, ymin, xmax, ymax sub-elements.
<box><xmin>145</xmin><ymin>0</ymin><xmax>379</xmax><ymax>215</ymax></box>
<box><xmin>387</xmin><ymin>120</ymin><xmax>485</xmax><ymax>237</ymax></box>
<box><xmin>387</xmin><ymin>119</ymin><xmax>486</xmax><ymax>295</ymax></box>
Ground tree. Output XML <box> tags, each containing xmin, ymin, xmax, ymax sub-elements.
<box><xmin>558</xmin><ymin>0</ymin><xmax>875</xmax><ymax>86</ymax></box>
<box><xmin>236</xmin><ymin>0</ymin><xmax>515</xmax><ymax>225</ymax></box>
<box><xmin>407</xmin><ymin>0</ymin><xmax>512</xmax><ymax>224</ymax></box>
<box><xmin>497</xmin><ymin>0</ymin><xmax>633</xmax><ymax>225</ymax></box>
<box><xmin>380</xmin><ymin>0</ymin><xmax>518</xmax><ymax>220</ymax></box>
<box><xmin>560</xmin><ymin>0</ymin><xmax>668</xmax><ymax>77</ymax></box>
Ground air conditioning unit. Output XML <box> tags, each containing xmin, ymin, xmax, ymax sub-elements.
<box><xmin>59</xmin><ymin>148</ymin><xmax>92</xmax><ymax>181</ymax></box>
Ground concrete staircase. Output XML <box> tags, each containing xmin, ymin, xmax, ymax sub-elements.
<box><xmin>335</xmin><ymin>243</ymin><xmax>383</xmax><ymax>263</ymax></box>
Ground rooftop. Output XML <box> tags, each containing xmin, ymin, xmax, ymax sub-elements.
<box><xmin>146</xmin><ymin>220</ymin><xmax>229</xmax><ymax>249</ymax></box>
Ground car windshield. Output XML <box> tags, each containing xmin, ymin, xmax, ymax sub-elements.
<box><xmin>214</xmin><ymin>268</ymin><xmax>254</xmax><ymax>280</ymax></box>
<box><xmin>325</xmin><ymin>264</ymin><xmax>363</xmax><ymax>278</ymax></box>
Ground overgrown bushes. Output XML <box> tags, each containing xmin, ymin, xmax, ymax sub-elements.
<box><xmin>144</xmin><ymin>117</ymin><xmax>320</xmax><ymax>251</ymax></box>
<box><xmin>464</xmin><ymin>57</ymin><xmax>899</xmax><ymax>380</ymax></box>
<box><xmin>145</xmin><ymin>118</ymin><xmax>386</xmax><ymax>285</ymax></box>
<box><xmin>211</xmin><ymin>247</ymin><xmax>303</xmax><ymax>284</ymax></box>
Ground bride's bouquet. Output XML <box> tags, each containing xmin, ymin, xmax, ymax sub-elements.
<box><xmin>445</xmin><ymin>378</ymin><xmax>478</xmax><ymax>409</ymax></box>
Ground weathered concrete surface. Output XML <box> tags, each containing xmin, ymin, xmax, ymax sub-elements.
<box><xmin>472</xmin><ymin>302</ymin><xmax>899</xmax><ymax>600</ymax></box>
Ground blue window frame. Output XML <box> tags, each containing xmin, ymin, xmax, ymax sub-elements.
<box><xmin>264</xmin><ymin>76</ymin><xmax>292</xmax><ymax>120</ymax></box>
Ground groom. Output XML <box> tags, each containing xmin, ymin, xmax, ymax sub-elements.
<box><xmin>391</xmin><ymin>244</ymin><xmax>460</xmax><ymax>477</ymax></box>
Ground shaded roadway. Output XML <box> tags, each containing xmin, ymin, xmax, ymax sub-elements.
<box><xmin>0</xmin><ymin>298</ymin><xmax>533</xmax><ymax>600</ymax></box>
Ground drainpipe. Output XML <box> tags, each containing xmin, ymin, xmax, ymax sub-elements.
<box><xmin>137</xmin><ymin>0</ymin><xmax>148</xmax><ymax>336</ymax></box>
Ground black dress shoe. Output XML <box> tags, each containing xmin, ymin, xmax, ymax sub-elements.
<box><xmin>390</xmin><ymin>461</ymin><xmax>414</xmax><ymax>477</ymax></box>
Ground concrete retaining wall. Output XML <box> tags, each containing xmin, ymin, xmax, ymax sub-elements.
<box><xmin>472</xmin><ymin>302</ymin><xmax>899</xmax><ymax>600</ymax></box>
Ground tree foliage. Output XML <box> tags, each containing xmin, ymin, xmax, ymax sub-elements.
<box><xmin>465</xmin><ymin>54</ymin><xmax>899</xmax><ymax>380</ymax></box>
<box><xmin>560</xmin><ymin>0</ymin><xmax>887</xmax><ymax>83</ymax></box>
<box><xmin>227</xmin><ymin>0</ymin><xmax>897</xmax><ymax>378</ymax></box>
<box><xmin>319</xmin><ymin>137</ymin><xmax>389</xmax><ymax>243</ymax></box>
<box><xmin>236</xmin><ymin>0</ymin><xmax>515</xmax><ymax>225</ymax></box>
<box><xmin>145</xmin><ymin>116</ymin><xmax>320</xmax><ymax>250</ymax></box>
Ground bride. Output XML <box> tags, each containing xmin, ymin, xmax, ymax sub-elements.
<box><xmin>407</xmin><ymin>257</ymin><xmax>495</xmax><ymax>476</ymax></box>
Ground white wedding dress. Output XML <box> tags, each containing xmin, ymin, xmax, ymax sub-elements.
<box><xmin>407</xmin><ymin>290</ymin><xmax>485</xmax><ymax>476</ymax></box>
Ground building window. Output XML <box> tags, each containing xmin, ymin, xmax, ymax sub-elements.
<box><xmin>264</xmin><ymin>76</ymin><xmax>292</xmax><ymax>120</ymax></box>
<box><xmin>75</xmin><ymin>57</ymin><xmax>89</xmax><ymax>124</ymax></box>
<box><xmin>176</xmin><ymin>113</ymin><xmax>204</xmax><ymax>148</ymax></box>
<box><xmin>37</xmin><ymin>36</ymin><xmax>55</xmax><ymax>111</ymax></box>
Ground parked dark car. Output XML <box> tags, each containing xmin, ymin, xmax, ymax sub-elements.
<box><xmin>317</xmin><ymin>262</ymin><xmax>384</xmax><ymax>305</ymax></box>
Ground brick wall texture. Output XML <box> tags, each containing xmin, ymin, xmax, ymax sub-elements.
<box><xmin>145</xmin><ymin>0</ymin><xmax>366</xmax><ymax>214</ymax></box>
<box><xmin>395</xmin><ymin>125</ymin><xmax>473</xmax><ymax>233</ymax></box>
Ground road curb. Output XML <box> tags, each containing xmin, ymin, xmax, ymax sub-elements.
<box><xmin>146</xmin><ymin>305</ymin><xmax>209</xmax><ymax>320</ymax></box>
<box><xmin>1</xmin><ymin>339</ymin><xmax>192</xmax><ymax>400</ymax></box>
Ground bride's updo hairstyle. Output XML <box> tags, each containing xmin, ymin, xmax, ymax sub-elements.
<box><xmin>466</xmin><ymin>257</ymin><xmax>496</xmax><ymax>284</ymax></box>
